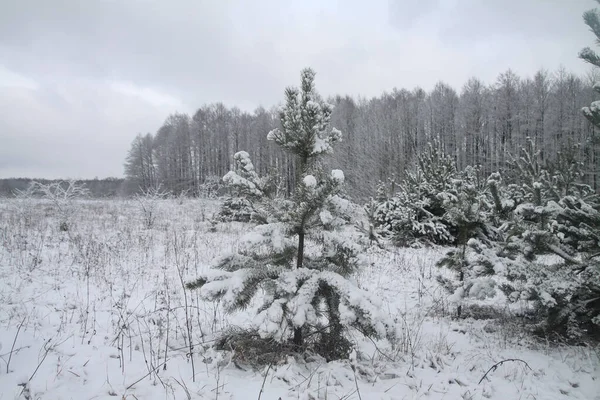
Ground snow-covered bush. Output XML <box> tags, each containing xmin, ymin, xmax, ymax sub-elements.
<box><xmin>134</xmin><ymin>185</ymin><xmax>170</xmax><ymax>229</ymax></box>
<box><xmin>187</xmin><ymin>68</ymin><xmax>395</xmax><ymax>361</ymax></box>
<box><xmin>15</xmin><ymin>179</ymin><xmax>89</xmax><ymax>231</ymax></box>
<box><xmin>217</xmin><ymin>151</ymin><xmax>278</xmax><ymax>223</ymax></box>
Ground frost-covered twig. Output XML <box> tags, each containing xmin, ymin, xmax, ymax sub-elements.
<box><xmin>358</xmin><ymin>329</ymin><xmax>394</xmax><ymax>362</ymax></box>
<box><xmin>7</xmin><ymin>317</ymin><xmax>26</xmax><ymax>373</ymax></box>
<box><xmin>173</xmin><ymin>230</ymin><xmax>196</xmax><ymax>381</ymax></box>
<box><xmin>173</xmin><ymin>377</ymin><xmax>192</xmax><ymax>400</ymax></box>
<box><xmin>257</xmin><ymin>363</ymin><xmax>272</xmax><ymax>400</ymax></box>
<box><xmin>125</xmin><ymin>359</ymin><xmax>170</xmax><ymax>390</ymax></box>
<box><xmin>478</xmin><ymin>358</ymin><xmax>532</xmax><ymax>384</ymax></box>
<box><xmin>0</xmin><ymin>345</ymin><xmax>31</xmax><ymax>359</ymax></box>
<box><xmin>350</xmin><ymin>349</ymin><xmax>363</xmax><ymax>400</ymax></box>
<box><xmin>17</xmin><ymin>381</ymin><xmax>32</xmax><ymax>400</ymax></box>
<box><xmin>29</xmin><ymin>335</ymin><xmax>70</xmax><ymax>382</ymax></box>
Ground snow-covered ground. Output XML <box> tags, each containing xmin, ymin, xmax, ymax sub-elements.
<box><xmin>0</xmin><ymin>198</ymin><xmax>598</xmax><ymax>399</ymax></box>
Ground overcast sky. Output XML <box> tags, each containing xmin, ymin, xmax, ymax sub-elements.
<box><xmin>0</xmin><ymin>0</ymin><xmax>596</xmax><ymax>179</ymax></box>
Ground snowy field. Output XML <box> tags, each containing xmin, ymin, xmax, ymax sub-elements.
<box><xmin>0</xmin><ymin>198</ymin><xmax>598</xmax><ymax>400</ymax></box>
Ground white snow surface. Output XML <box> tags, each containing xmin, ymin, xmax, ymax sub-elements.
<box><xmin>0</xmin><ymin>198</ymin><xmax>598</xmax><ymax>400</ymax></box>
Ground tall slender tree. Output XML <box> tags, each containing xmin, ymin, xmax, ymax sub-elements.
<box><xmin>124</xmin><ymin>133</ymin><xmax>156</xmax><ymax>192</ymax></box>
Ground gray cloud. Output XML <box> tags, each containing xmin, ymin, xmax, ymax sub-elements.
<box><xmin>0</xmin><ymin>0</ymin><xmax>596</xmax><ymax>178</ymax></box>
<box><xmin>0</xmin><ymin>80</ymin><xmax>180</xmax><ymax>178</ymax></box>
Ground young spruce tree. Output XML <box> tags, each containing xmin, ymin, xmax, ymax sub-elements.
<box><xmin>187</xmin><ymin>68</ymin><xmax>394</xmax><ymax>360</ymax></box>
<box><xmin>369</xmin><ymin>140</ymin><xmax>458</xmax><ymax>246</ymax></box>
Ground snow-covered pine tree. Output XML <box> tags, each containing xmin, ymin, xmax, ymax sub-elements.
<box><xmin>454</xmin><ymin>140</ymin><xmax>600</xmax><ymax>337</ymax></box>
<box><xmin>435</xmin><ymin>166</ymin><xmax>500</xmax><ymax>317</ymax></box>
<box><xmin>487</xmin><ymin>172</ymin><xmax>517</xmax><ymax>223</ymax></box>
<box><xmin>187</xmin><ymin>68</ymin><xmax>394</xmax><ymax>360</ymax></box>
<box><xmin>504</xmin><ymin>139</ymin><xmax>566</xmax><ymax>259</ymax></box>
<box><xmin>218</xmin><ymin>151</ymin><xmax>277</xmax><ymax>223</ymax></box>
<box><xmin>369</xmin><ymin>140</ymin><xmax>458</xmax><ymax>246</ymax></box>
<box><xmin>546</xmin><ymin>11</ymin><xmax>600</xmax><ymax>332</ymax></box>
<box><xmin>580</xmin><ymin>0</ymin><xmax>600</xmax><ymax>132</ymax></box>
<box><xmin>549</xmin><ymin>193</ymin><xmax>600</xmax><ymax>333</ymax></box>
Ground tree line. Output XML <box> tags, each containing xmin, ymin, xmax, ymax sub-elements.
<box><xmin>125</xmin><ymin>68</ymin><xmax>600</xmax><ymax>200</ymax></box>
<box><xmin>0</xmin><ymin>178</ymin><xmax>128</xmax><ymax>198</ymax></box>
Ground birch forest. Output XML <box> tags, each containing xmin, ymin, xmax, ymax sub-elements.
<box><xmin>124</xmin><ymin>68</ymin><xmax>600</xmax><ymax>200</ymax></box>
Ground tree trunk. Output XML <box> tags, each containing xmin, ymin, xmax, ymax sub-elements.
<box><xmin>293</xmin><ymin>327</ymin><xmax>303</xmax><ymax>349</ymax></box>
<box><xmin>296</xmin><ymin>229</ymin><xmax>305</xmax><ymax>270</ymax></box>
<box><xmin>292</xmin><ymin>227</ymin><xmax>305</xmax><ymax>349</ymax></box>
<box><xmin>457</xmin><ymin>269</ymin><xmax>464</xmax><ymax>319</ymax></box>
<box><xmin>458</xmin><ymin>239</ymin><xmax>466</xmax><ymax>318</ymax></box>
<box><xmin>327</xmin><ymin>292</ymin><xmax>342</xmax><ymax>339</ymax></box>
